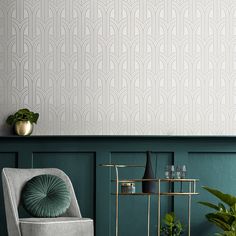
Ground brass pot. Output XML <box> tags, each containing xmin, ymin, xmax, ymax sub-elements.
<box><xmin>14</xmin><ymin>121</ymin><xmax>33</xmax><ymax>136</ymax></box>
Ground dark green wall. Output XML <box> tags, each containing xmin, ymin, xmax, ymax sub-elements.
<box><xmin>0</xmin><ymin>136</ymin><xmax>236</xmax><ymax>236</ymax></box>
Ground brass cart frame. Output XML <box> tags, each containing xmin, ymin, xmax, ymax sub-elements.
<box><xmin>100</xmin><ymin>164</ymin><xmax>199</xmax><ymax>236</ymax></box>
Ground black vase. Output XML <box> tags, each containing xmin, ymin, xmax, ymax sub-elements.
<box><xmin>142</xmin><ymin>151</ymin><xmax>156</xmax><ymax>193</ymax></box>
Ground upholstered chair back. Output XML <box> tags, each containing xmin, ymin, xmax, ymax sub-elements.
<box><xmin>2</xmin><ymin>168</ymin><xmax>82</xmax><ymax>236</ymax></box>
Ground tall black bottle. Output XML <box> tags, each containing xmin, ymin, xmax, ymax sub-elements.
<box><xmin>142</xmin><ymin>151</ymin><xmax>156</xmax><ymax>193</ymax></box>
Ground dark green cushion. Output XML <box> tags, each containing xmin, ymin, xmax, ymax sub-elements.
<box><xmin>21</xmin><ymin>174</ymin><xmax>71</xmax><ymax>217</ymax></box>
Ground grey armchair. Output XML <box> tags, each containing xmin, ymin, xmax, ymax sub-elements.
<box><xmin>2</xmin><ymin>168</ymin><xmax>94</xmax><ymax>236</ymax></box>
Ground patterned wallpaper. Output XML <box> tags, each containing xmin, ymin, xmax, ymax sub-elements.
<box><xmin>1</xmin><ymin>0</ymin><xmax>236</xmax><ymax>135</ymax></box>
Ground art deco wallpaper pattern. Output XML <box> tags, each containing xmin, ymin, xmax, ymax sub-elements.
<box><xmin>0</xmin><ymin>0</ymin><xmax>236</xmax><ymax>135</ymax></box>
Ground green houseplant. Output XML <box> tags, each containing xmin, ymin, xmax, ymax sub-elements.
<box><xmin>199</xmin><ymin>186</ymin><xmax>236</xmax><ymax>236</ymax></box>
<box><xmin>6</xmin><ymin>108</ymin><xmax>39</xmax><ymax>136</ymax></box>
<box><xmin>161</xmin><ymin>212</ymin><xmax>184</xmax><ymax>236</ymax></box>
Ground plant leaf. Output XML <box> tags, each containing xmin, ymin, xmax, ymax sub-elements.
<box><xmin>18</xmin><ymin>108</ymin><xmax>30</xmax><ymax>113</ymax></box>
<box><xmin>223</xmin><ymin>231</ymin><xmax>236</xmax><ymax>236</ymax></box>
<box><xmin>6</xmin><ymin>115</ymin><xmax>14</xmax><ymax>125</ymax></box>
<box><xmin>164</xmin><ymin>212</ymin><xmax>174</xmax><ymax>224</ymax></box>
<box><xmin>199</xmin><ymin>201</ymin><xmax>220</xmax><ymax>211</ymax></box>
<box><xmin>207</xmin><ymin>217</ymin><xmax>230</xmax><ymax>231</ymax></box>
<box><xmin>202</xmin><ymin>186</ymin><xmax>236</xmax><ymax>207</ymax></box>
<box><xmin>206</xmin><ymin>213</ymin><xmax>234</xmax><ymax>231</ymax></box>
<box><xmin>32</xmin><ymin>113</ymin><xmax>39</xmax><ymax>124</ymax></box>
<box><xmin>218</xmin><ymin>203</ymin><xmax>226</xmax><ymax>212</ymax></box>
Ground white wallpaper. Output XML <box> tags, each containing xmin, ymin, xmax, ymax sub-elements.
<box><xmin>1</xmin><ymin>0</ymin><xmax>236</xmax><ymax>135</ymax></box>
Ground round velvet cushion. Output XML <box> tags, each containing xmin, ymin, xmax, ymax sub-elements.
<box><xmin>21</xmin><ymin>174</ymin><xmax>71</xmax><ymax>217</ymax></box>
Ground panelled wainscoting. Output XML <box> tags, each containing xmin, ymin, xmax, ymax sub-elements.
<box><xmin>0</xmin><ymin>136</ymin><xmax>236</xmax><ymax>236</ymax></box>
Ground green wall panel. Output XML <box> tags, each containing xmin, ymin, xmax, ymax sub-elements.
<box><xmin>0</xmin><ymin>136</ymin><xmax>236</xmax><ymax>236</ymax></box>
<box><xmin>0</xmin><ymin>152</ymin><xmax>18</xmax><ymax>236</ymax></box>
<box><xmin>32</xmin><ymin>152</ymin><xmax>95</xmax><ymax>219</ymax></box>
<box><xmin>188</xmin><ymin>152</ymin><xmax>236</xmax><ymax>236</ymax></box>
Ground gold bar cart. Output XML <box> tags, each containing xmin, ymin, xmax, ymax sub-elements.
<box><xmin>100</xmin><ymin>164</ymin><xmax>199</xmax><ymax>236</ymax></box>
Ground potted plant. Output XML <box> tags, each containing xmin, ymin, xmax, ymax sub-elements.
<box><xmin>199</xmin><ymin>186</ymin><xmax>236</xmax><ymax>236</ymax></box>
<box><xmin>6</xmin><ymin>108</ymin><xmax>39</xmax><ymax>136</ymax></box>
<box><xmin>161</xmin><ymin>212</ymin><xmax>184</xmax><ymax>236</ymax></box>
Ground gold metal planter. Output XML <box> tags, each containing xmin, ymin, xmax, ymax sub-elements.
<box><xmin>14</xmin><ymin>121</ymin><xmax>33</xmax><ymax>136</ymax></box>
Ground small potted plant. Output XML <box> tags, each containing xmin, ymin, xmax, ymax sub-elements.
<box><xmin>161</xmin><ymin>212</ymin><xmax>184</xmax><ymax>236</ymax></box>
<box><xmin>6</xmin><ymin>108</ymin><xmax>39</xmax><ymax>136</ymax></box>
